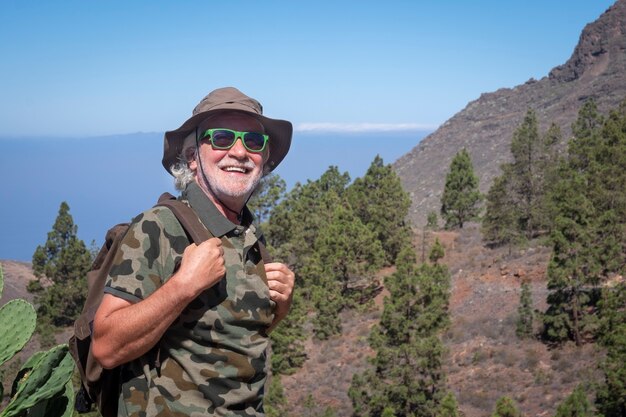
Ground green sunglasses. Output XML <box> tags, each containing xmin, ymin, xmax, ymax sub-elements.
<box><xmin>199</xmin><ymin>128</ymin><xmax>269</xmax><ymax>153</ymax></box>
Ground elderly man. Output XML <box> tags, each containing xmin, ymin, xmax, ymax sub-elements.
<box><xmin>92</xmin><ymin>87</ymin><xmax>295</xmax><ymax>416</ymax></box>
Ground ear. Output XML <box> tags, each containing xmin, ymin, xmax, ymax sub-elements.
<box><xmin>185</xmin><ymin>146</ymin><xmax>198</xmax><ymax>173</ymax></box>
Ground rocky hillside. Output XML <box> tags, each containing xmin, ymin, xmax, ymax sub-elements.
<box><xmin>1</xmin><ymin>228</ymin><xmax>604</xmax><ymax>417</ymax></box>
<box><xmin>394</xmin><ymin>0</ymin><xmax>626</xmax><ymax>227</ymax></box>
<box><xmin>278</xmin><ymin>226</ymin><xmax>603</xmax><ymax>417</ymax></box>
<box><xmin>0</xmin><ymin>260</ymin><xmax>36</xmax><ymax>305</ymax></box>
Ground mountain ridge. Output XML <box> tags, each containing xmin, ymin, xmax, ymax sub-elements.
<box><xmin>394</xmin><ymin>0</ymin><xmax>626</xmax><ymax>227</ymax></box>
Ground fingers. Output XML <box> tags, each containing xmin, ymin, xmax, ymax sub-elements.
<box><xmin>264</xmin><ymin>263</ymin><xmax>295</xmax><ymax>328</ymax></box>
<box><xmin>178</xmin><ymin>238</ymin><xmax>226</xmax><ymax>293</ymax></box>
<box><xmin>268</xmin><ymin>282</ymin><xmax>289</xmax><ymax>301</ymax></box>
<box><xmin>202</xmin><ymin>238</ymin><xmax>225</xmax><ymax>277</ymax></box>
<box><xmin>264</xmin><ymin>262</ymin><xmax>292</xmax><ymax>276</ymax></box>
<box><xmin>201</xmin><ymin>237</ymin><xmax>223</xmax><ymax>252</ymax></box>
<box><xmin>265</xmin><ymin>262</ymin><xmax>295</xmax><ymax>302</ymax></box>
<box><xmin>186</xmin><ymin>237</ymin><xmax>223</xmax><ymax>258</ymax></box>
<box><xmin>183</xmin><ymin>237</ymin><xmax>221</xmax><ymax>254</ymax></box>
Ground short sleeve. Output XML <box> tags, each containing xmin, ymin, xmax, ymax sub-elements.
<box><xmin>104</xmin><ymin>206</ymin><xmax>190</xmax><ymax>303</ymax></box>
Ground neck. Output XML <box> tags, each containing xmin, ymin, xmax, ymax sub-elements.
<box><xmin>215</xmin><ymin>197</ymin><xmax>244</xmax><ymax>224</ymax></box>
<box><xmin>195</xmin><ymin>180</ymin><xmax>246</xmax><ymax>224</ymax></box>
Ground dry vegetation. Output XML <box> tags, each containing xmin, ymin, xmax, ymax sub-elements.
<box><xmin>0</xmin><ymin>224</ymin><xmax>606</xmax><ymax>416</ymax></box>
<box><xmin>281</xmin><ymin>223</ymin><xmax>605</xmax><ymax>417</ymax></box>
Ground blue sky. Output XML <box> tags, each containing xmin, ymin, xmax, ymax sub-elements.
<box><xmin>0</xmin><ymin>1</ymin><xmax>616</xmax><ymax>136</ymax></box>
<box><xmin>0</xmin><ymin>1</ymin><xmax>617</xmax><ymax>261</ymax></box>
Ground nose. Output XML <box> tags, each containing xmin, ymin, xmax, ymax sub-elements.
<box><xmin>227</xmin><ymin>136</ymin><xmax>248</xmax><ymax>158</ymax></box>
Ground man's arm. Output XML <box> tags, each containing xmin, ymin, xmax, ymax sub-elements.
<box><xmin>265</xmin><ymin>262</ymin><xmax>295</xmax><ymax>333</ymax></box>
<box><xmin>92</xmin><ymin>238</ymin><xmax>226</xmax><ymax>369</ymax></box>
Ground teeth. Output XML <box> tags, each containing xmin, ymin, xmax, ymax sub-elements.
<box><xmin>224</xmin><ymin>167</ymin><xmax>247</xmax><ymax>173</ymax></box>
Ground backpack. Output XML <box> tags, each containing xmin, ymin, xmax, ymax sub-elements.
<box><xmin>69</xmin><ymin>192</ymin><xmax>214</xmax><ymax>417</ymax></box>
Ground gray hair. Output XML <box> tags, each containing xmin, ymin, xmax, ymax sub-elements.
<box><xmin>170</xmin><ymin>132</ymin><xmax>197</xmax><ymax>191</ymax></box>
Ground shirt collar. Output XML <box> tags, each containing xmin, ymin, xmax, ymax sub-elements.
<box><xmin>182</xmin><ymin>181</ymin><xmax>258</xmax><ymax>238</ymax></box>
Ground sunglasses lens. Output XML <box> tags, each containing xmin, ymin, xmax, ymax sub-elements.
<box><xmin>211</xmin><ymin>130</ymin><xmax>236</xmax><ymax>148</ymax></box>
<box><xmin>243</xmin><ymin>132</ymin><xmax>267</xmax><ymax>151</ymax></box>
<box><xmin>205</xmin><ymin>129</ymin><xmax>266</xmax><ymax>152</ymax></box>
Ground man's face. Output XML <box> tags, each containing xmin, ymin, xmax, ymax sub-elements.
<box><xmin>191</xmin><ymin>112</ymin><xmax>267</xmax><ymax>207</ymax></box>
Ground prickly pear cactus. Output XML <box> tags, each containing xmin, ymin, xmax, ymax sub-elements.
<box><xmin>0</xmin><ymin>264</ymin><xmax>76</xmax><ymax>417</ymax></box>
<box><xmin>0</xmin><ymin>299</ymin><xmax>37</xmax><ymax>367</ymax></box>
<box><xmin>1</xmin><ymin>344</ymin><xmax>75</xmax><ymax>417</ymax></box>
<box><xmin>0</xmin><ymin>263</ymin><xmax>36</xmax><ymax>397</ymax></box>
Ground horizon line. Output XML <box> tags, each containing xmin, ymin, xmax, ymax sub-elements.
<box><xmin>0</xmin><ymin>122</ymin><xmax>439</xmax><ymax>139</ymax></box>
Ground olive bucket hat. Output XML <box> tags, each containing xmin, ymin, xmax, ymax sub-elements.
<box><xmin>162</xmin><ymin>87</ymin><xmax>293</xmax><ymax>174</ymax></box>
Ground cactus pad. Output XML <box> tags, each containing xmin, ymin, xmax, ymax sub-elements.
<box><xmin>1</xmin><ymin>344</ymin><xmax>75</xmax><ymax>417</ymax></box>
<box><xmin>0</xmin><ymin>299</ymin><xmax>36</xmax><ymax>367</ymax></box>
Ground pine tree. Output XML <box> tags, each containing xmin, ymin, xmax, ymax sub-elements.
<box><xmin>491</xmin><ymin>396</ymin><xmax>522</xmax><ymax>417</ymax></box>
<box><xmin>585</xmin><ymin>101</ymin><xmax>626</xmax><ymax>275</ymax></box>
<box><xmin>248</xmin><ymin>172</ymin><xmax>286</xmax><ymax>224</ymax></box>
<box><xmin>265</xmin><ymin>375</ymin><xmax>289</xmax><ymax>417</ymax></box>
<box><xmin>349</xmin><ymin>244</ymin><xmax>451</xmax><ymax>416</ymax></box>
<box><xmin>438</xmin><ymin>392</ymin><xmax>460</xmax><ymax>417</ymax></box>
<box><xmin>312</xmin><ymin>202</ymin><xmax>384</xmax><ymax>299</ymax></box>
<box><xmin>482</xmin><ymin>110</ymin><xmax>560</xmax><ymax>246</ymax></box>
<box><xmin>346</xmin><ymin>155</ymin><xmax>412</xmax><ymax>264</ymax></box>
<box><xmin>542</xmin><ymin>99</ymin><xmax>626</xmax><ymax>346</ymax></box>
<box><xmin>508</xmin><ymin>109</ymin><xmax>545</xmax><ymax>238</ymax></box>
<box><xmin>269</xmin><ymin>291</ymin><xmax>307</xmax><ymax>374</ymax></box>
<box><xmin>267</xmin><ymin>166</ymin><xmax>350</xmax><ymax>274</ymax></box>
<box><xmin>516</xmin><ymin>281</ymin><xmax>534</xmax><ymax>339</ymax></box>
<box><xmin>595</xmin><ymin>282</ymin><xmax>626</xmax><ymax>417</ymax></box>
<box><xmin>266</xmin><ymin>164</ymin><xmax>389</xmax><ymax>342</ymax></box>
<box><xmin>482</xmin><ymin>170</ymin><xmax>522</xmax><ymax>248</ymax></box>
<box><xmin>536</xmin><ymin>123</ymin><xmax>563</xmax><ymax>231</ymax></box>
<box><xmin>306</xmin><ymin>201</ymin><xmax>384</xmax><ymax>339</ymax></box>
<box><xmin>317</xmin><ymin>165</ymin><xmax>351</xmax><ymax>195</ymax></box>
<box><xmin>553</xmin><ymin>385</ymin><xmax>594</xmax><ymax>417</ymax></box>
<box><xmin>440</xmin><ymin>148</ymin><xmax>482</xmax><ymax>229</ymax></box>
<box><xmin>32</xmin><ymin>201</ymin><xmax>91</xmax><ymax>281</ymax></box>
<box><xmin>31</xmin><ymin>201</ymin><xmax>92</xmax><ymax>327</ymax></box>
<box><xmin>302</xmin><ymin>251</ymin><xmax>344</xmax><ymax>340</ymax></box>
<box><xmin>429</xmin><ymin>238</ymin><xmax>445</xmax><ymax>264</ymax></box>
<box><xmin>266</xmin><ymin>181</ymin><xmax>316</xmax><ymax>271</ymax></box>
<box><xmin>569</xmin><ymin>99</ymin><xmax>604</xmax><ymax>171</ymax></box>
<box><xmin>542</xmin><ymin>167</ymin><xmax>598</xmax><ymax>345</ymax></box>
<box><xmin>426</xmin><ymin>211</ymin><xmax>439</xmax><ymax>230</ymax></box>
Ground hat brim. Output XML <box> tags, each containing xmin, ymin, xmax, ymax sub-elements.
<box><xmin>162</xmin><ymin>109</ymin><xmax>292</xmax><ymax>174</ymax></box>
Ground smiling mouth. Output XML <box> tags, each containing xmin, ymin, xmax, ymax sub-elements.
<box><xmin>222</xmin><ymin>166</ymin><xmax>250</xmax><ymax>174</ymax></box>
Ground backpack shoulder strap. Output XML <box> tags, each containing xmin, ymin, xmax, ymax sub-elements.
<box><xmin>155</xmin><ymin>192</ymin><xmax>212</xmax><ymax>243</ymax></box>
<box><xmin>157</xmin><ymin>192</ymin><xmax>273</xmax><ymax>263</ymax></box>
<box><xmin>258</xmin><ymin>241</ymin><xmax>272</xmax><ymax>264</ymax></box>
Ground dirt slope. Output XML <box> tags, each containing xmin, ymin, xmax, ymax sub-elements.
<box><xmin>281</xmin><ymin>224</ymin><xmax>603</xmax><ymax>417</ymax></box>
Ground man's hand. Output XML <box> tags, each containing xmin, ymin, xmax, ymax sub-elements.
<box><xmin>265</xmin><ymin>262</ymin><xmax>295</xmax><ymax>331</ymax></box>
<box><xmin>93</xmin><ymin>238</ymin><xmax>225</xmax><ymax>369</ymax></box>
<box><xmin>174</xmin><ymin>237</ymin><xmax>226</xmax><ymax>298</ymax></box>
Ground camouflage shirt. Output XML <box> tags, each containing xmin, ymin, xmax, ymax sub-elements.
<box><xmin>104</xmin><ymin>182</ymin><xmax>274</xmax><ymax>417</ymax></box>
